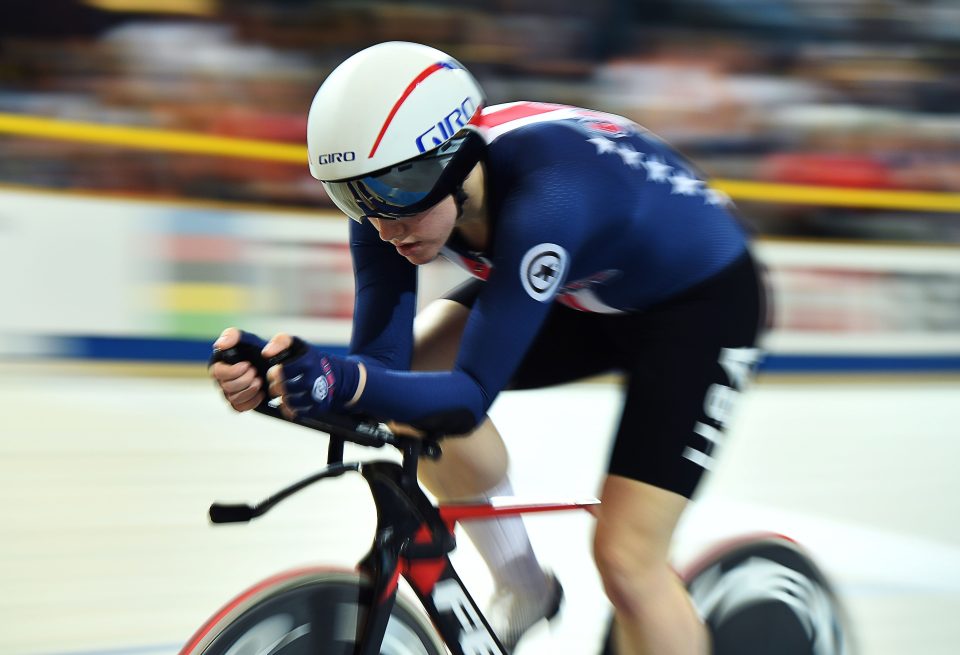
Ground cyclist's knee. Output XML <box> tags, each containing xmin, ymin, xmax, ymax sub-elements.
<box><xmin>592</xmin><ymin>476</ymin><xmax>688</xmax><ymax>614</ymax></box>
<box><xmin>593</xmin><ymin>523</ymin><xmax>672</xmax><ymax>614</ymax></box>
<box><xmin>418</xmin><ymin>417</ymin><xmax>508</xmax><ymax>499</ymax></box>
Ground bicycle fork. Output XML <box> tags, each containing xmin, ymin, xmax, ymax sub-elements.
<box><xmin>355</xmin><ymin>460</ymin><xmax>509</xmax><ymax>655</ymax></box>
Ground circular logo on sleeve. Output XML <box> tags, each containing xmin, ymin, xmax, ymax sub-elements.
<box><xmin>312</xmin><ymin>376</ymin><xmax>329</xmax><ymax>402</ymax></box>
<box><xmin>520</xmin><ymin>243</ymin><xmax>568</xmax><ymax>302</ymax></box>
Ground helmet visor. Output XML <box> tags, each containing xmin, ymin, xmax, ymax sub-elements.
<box><xmin>322</xmin><ymin>134</ymin><xmax>475</xmax><ymax>222</ymax></box>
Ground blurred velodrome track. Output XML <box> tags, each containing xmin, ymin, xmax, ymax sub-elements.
<box><xmin>1</xmin><ymin>366</ymin><xmax>958</xmax><ymax>655</ymax></box>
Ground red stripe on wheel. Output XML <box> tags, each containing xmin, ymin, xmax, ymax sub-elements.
<box><xmin>368</xmin><ymin>62</ymin><xmax>446</xmax><ymax>159</ymax></box>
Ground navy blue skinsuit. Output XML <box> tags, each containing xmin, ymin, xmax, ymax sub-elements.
<box><xmin>345</xmin><ymin>103</ymin><xmax>749</xmax><ymax>435</ymax></box>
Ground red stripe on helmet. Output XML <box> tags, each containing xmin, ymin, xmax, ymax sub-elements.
<box><xmin>368</xmin><ymin>62</ymin><xmax>446</xmax><ymax>159</ymax></box>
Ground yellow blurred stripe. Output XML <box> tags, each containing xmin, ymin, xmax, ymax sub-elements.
<box><xmin>3</xmin><ymin>112</ymin><xmax>960</xmax><ymax>212</ymax></box>
<box><xmin>0</xmin><ymin>112</ymin><xmax>305</xmax><ymax>163</ymax></box>
<box><xmin>715</xmin><ymin>179</ymin><xmax>960</xmax><ymax>214</ymax></box>
<box><xmin>82</xmin><ymin>0</ymin><xmax>218</xmax><ymax>16</ymax></box>
<box><xmin>155</xmin><ymin>283</ymin><xmax>248</xmax><ymax>313</ymax></box>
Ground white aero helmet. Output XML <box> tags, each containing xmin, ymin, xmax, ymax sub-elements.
<box><xmin>308</xmin><ymin>41</ymin><xmax>486</xmax><ymax>221</ymax></box>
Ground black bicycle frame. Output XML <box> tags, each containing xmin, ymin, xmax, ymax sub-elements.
<box><xmin>209</xmin><ymin>427</ymin><xmax>508</xmax><ymax>655</ymax></box>
<box><xmin>354</xmin><ymin>455</ymin><xmax>508</xmax><ymax>655</ymax></box>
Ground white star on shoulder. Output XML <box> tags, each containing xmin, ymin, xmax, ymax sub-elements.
<box><xmin>587</xmin><ymin>137</ymin><xmax>618</xmax><ymax>154</ymax></box>
<box><xmin>616</xmin><ymin>144</ymin><xmax>643</xmax><ymax>168</ymax></box>
<box><xmin>704</xmin><ymin>188</ymin><xmax>732</xmax><ymax>206</ymax></box>
<box><xmin>641</xmin><ymin>156</ymin><xmax>672</xmax><ymax>182</ymax></box>
<box><xmin>669</xmin><ymin>172</ymin><xmax>704</xmax><ymax>196</ymax></box>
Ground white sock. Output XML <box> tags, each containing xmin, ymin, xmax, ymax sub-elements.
<box><xmin>459</xmin><ymin>478</ymin><xmax>549</xmax><ymax>596</ymax></box>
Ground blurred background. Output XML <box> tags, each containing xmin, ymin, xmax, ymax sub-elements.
<box><xmin>2</xmin><ymin>0</ymin><xmax>959</xmax><ymax>363</ymax></box>
<box><xmin>1</xmin><ymin>1</ymin><xmax>958</xmax><ymax>654</ymax></box>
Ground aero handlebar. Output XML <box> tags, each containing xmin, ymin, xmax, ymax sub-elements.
<box><xmin>209</xmin><ymin>340</ymin><xmax>443</xmax><ymax>457</ymax></box>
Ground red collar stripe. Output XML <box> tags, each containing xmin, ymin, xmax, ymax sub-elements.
<box><xmin>479</xmin><ymin>102</ymin><xmax>567</xmax><ymax>129</ymax></box>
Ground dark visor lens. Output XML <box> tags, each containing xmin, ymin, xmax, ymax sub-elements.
<box><xmin>323</xmin><ymin>136</ymin><xmax>469</xmax><ymax>221</ymax></box>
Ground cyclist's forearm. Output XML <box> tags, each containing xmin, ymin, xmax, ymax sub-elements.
<box><xmin>350</xmin><ymin>364</ymin><xmax>487</xmax><ymax>435</ymax></box>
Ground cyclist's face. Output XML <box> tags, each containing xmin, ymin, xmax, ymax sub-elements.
<box><xmin>369</xmin><ymin>197</ymin><xmax>457</xmax><ymax>265</ymax></box>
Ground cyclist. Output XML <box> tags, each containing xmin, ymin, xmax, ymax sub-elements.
<box><xmin>210</xmin><ymin>41</ymin><xmax>766</xmax><ymax>655</ymax></box>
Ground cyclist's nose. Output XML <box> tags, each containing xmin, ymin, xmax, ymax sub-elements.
<box><xmin>377</xmin><ymin>219</ymin><xmax>405</xmax><ymax>243</ymax></box>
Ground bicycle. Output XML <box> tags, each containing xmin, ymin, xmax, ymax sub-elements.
<box><xmin>183</xmin><ymin>344</ymin><xmax>855</xmax><ymax>655</ymax></box>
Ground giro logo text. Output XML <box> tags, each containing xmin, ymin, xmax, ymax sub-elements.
<box><xmin>317</xmin><ymin>151</ymin><xmax>356</xmax><ymax>165</ymax></box>
<box><xmin>432</xmin><ymin>579</ymin><xmax>500</xmax><ymax>654</ymax></box>
<box><xmin>415</xmin><ymin>97</ymin><xmax>475</xmax><ymax>152</ymax></box>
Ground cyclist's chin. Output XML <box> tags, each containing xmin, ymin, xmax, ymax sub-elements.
<box><xmin>398</xmin><ymin>242</ymin><xmax>440</xmax><ymax>265</ymax></box>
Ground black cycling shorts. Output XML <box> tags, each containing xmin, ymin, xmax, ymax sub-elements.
<box><xmin>445</xmin><ymin>251</ymin><xmax>768</xmax><ymax>498</ymax></box>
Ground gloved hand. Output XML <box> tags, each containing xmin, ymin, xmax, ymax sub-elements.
<box><xmin>264</xmin><ymin>334</ymin><xmax>361</xmax><ymax>418</ymax></box>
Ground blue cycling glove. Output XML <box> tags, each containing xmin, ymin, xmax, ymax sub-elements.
<box><xmin>279</xmin><ymin>338</ymin><xmax>360</xmax><ymax>417</ymax></box>
<box><xmin>235</xmin><ymin>330</ymin><xmax>268</xmax><ymax>355</ymax></box>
